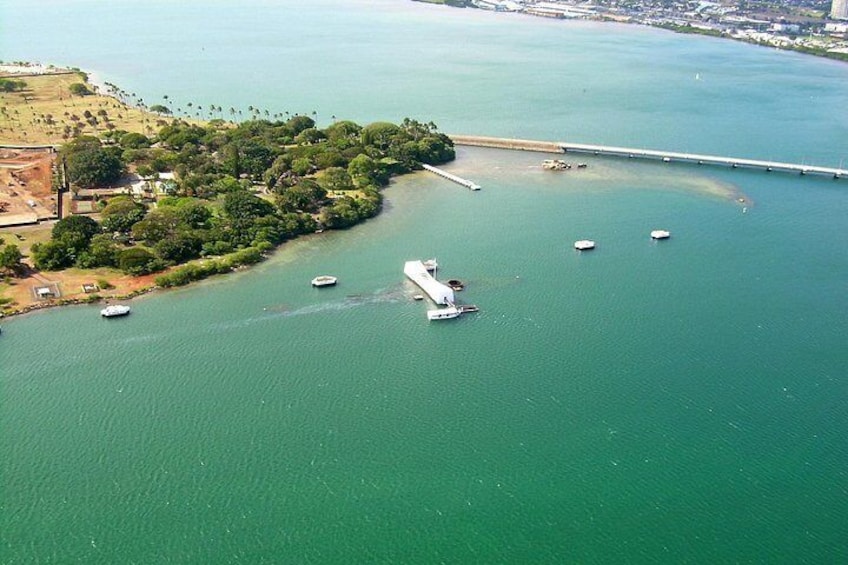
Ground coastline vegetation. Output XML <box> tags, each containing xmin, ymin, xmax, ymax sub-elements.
<box><xmin>658</xmin><ymin>23</ymin><xmax>848</xmax><ymax>62</ymax></box>
<box><xmin>32</xmin><ymin>114</ymin><xmax>452</xmax><ymax>281</ymax></box>
<box><xmin>0</xmin><ymin>69</ymin><xmax>455</xmax><ymax>314</ymax></box>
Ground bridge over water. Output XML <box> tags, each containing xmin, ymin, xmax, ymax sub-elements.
<box><xmin>450</xmin><ymin>135</ymin><xmax>845</xmax><ymax>179</ymax></box>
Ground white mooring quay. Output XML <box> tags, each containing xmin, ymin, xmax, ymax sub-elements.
<box><xmin>404</xmin><ymin>260</ymin><xmax>455</xmax><ymax>306</ymax></box>
<box><xmin>422</xmin><ymin>164</ymin><xmax>481</xmax><ymax>190</ymax></box>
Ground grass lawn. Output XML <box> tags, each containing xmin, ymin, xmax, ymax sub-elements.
<box><xmin>0</xmin><ymin>72</ymin><xmax>170</xmax><ymax>145</ymax></box>
<box><xmin>0</xmin><ymin>224</ymin><xmax>53</xmax><ymax>256</ymax></box>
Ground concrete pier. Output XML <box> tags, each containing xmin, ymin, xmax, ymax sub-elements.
<box><xmin>449</xmin><ymin>135</ymin><xmax>845</xmax><ymax>179</ymax></box>
<box><xmin>558</xmin><ymin>142</ymin><xmax>845</xmax><ymax>178</ymax></box>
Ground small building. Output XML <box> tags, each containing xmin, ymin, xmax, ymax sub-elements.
<box><xmin>35</xmin><ymin>286</ymin><xmax>55</xmax><ymax>299</ymax></box>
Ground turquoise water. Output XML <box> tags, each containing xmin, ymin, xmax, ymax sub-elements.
<box><xmin>3</xmin><ymin>2</ymin><xmax>848</xmax><ymax>562</ymax></box>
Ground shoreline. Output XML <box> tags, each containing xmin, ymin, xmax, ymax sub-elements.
<box><xmin>426</xmin><ymin>3</ymin><xmax>848</xmax><ymax>65</ymax></box>
<box><xmin>1</xmin><ymin>67</ymin><xmax>458</xmax><ymax>320</ymax></box>
<box><xmin>2</xmin><ymin>133</ymin><xmax>751</xmax><ymax>321</ymax></box>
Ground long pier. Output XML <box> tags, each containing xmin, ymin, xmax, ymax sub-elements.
<box><xmin>559</xmin><ymin>142</ymin><xmax>845</xmax><ymax>178</ymax></box>
<box><xmin>449</xmin><ymin>135</ymin><xmax>845</xmax><ymax>179</ymax></box>
<box><xmin>421</xmin><ymin>163</ymin><xmax>481</xmax><ymax>190</ymax></box>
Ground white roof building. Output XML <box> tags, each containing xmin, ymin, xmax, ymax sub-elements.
<box><xmin>404</xmin><ymin>261</ymin><xmax>455</xmax><ymax>306</ymax></box>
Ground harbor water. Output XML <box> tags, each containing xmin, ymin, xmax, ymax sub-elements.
<box><xmin>2</xmin><ymin>1</ymin><xmax>848</xmax><ymax>562</ymax></box>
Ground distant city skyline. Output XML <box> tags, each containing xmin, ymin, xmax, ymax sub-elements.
<box><xmin>833</xmin><ymin>0</ymin><xmax>848</xmax><ymax>20</ymax></box>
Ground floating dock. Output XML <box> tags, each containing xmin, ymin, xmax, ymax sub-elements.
<box><xmin>422</xmin><ymin>164</ymin><xmax>481</xmax><ymax>190</ymax></box>
<box><xmin>404</xmin><ymin>260</ymin><xmax>455</xmax><ymax>305</ymax></box>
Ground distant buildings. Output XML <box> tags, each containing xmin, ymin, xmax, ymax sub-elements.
<box><xmin>833</xmin><ymin>0</ymin><xmax>848</xmax><ymax>20</ymax></box>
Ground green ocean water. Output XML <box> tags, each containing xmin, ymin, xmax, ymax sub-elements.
<box><xmin>2</xmin><ymin>1</ymin><xmax>848</xmax><ymax>563</ymax></box>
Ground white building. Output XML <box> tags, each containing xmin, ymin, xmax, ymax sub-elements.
<box><xmin>833</xmin><ymin>0</ymin><xmax>848</xmax><ymax>20</ymax></box>
<box><xmin>404</xmin><ymin>261</ymin><xmax>455</xmax><ymax>305</ymax></box>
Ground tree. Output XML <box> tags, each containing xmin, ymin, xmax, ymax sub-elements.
<box><xmin>348</xmin><ymin>154</ymin><xmax>389</xmax><ymax>187</ymax></box>
<box><xmin>0</xmin><ymin>244</ymin><xmax>23</xmax><ymax>274</ymax></box>
<box><xmin>291</xmin><ymin>157</ymin><xmax>313</xmax><ymax>176</ymax></box>
<box><xmin>100</xmin><ymin>196</ymin><xmax>147</xmax><ymax>234</ymax></box>
<box><xmin>120</xmin><ymin>132</ymin><xmax>151</xmax><ymax>149</ymax></box>
<box><xmin>222</xmin><ymin>191</ymin><xmax>276</xmax><ymax>221</ymax></box>
<box><xmin>361</xmin><ymin>122</ymin><xmax>402</xmax><ymax>151</ymax></box>
<box><xmin>31</xmin><ymin>240</ymin><xmax>75</xmax><ymax>271</ymax></box>
<box><xmin>294</xmin><ymin>128</ymin><xmax>325</xmax><ymax>145</ymax></box>
<box><xmin>0</xmin><ymin>78</ymin><xmax>26</xmax><ymax>92</ymax></box>
<box><xmin>149</xmin><ymin>104</ymin><xmax>172</xmax><ymax>115</ymax></box>
<box><xmin>76</xmin><ymin>234</ymin><xmax>119</xmax><ymax>268</ymax></box>
<box><xmin>63</xmin><ymin>137</ymin><xmax>124</xmax><ymax>188</ymax></box>
<box><xmin>286</xmin><ymin>115</ymin><xmax>315</xmax><ymax>136</ymax></box>
<box><xmin>154</xmin><ymin>232</ymin><xmax>202</xmax><ymax>263</ymax></box>
<box><xmin>320</xmin><ymin>196</ymin><xmax>361</xmax><ymax>229</ymax></box>
<box><xmin>318</xmin><ymin>167</ymin><xmax>353</xmax><ymax>192</ymax></box>
<box><xmin>325</xmin><ymin>120</ymin><xmax>362</xmax><ymax>149</ymax></box>
<box><xmin>275</xmin><ymin>180</ymin><xmax>326</xmax><ymax>213</ymax></box>
<box><xmin>68</xmin><ymin>82</ymin><xmax>91</xmax><ymax>96</ymax></box>
<box><xmin>52</xmin><ymin>214</ymin><xmax>100</xmax><ymax>244</ymax></box>
<box><xmin>173</xmin><ymin>200</ymin><xmax>211</xmax><ymax>229</ymax></box>
<box><xmin>117</xmin><ymin>247</ymin><xmax>164</xmax><ymax>275</ymax></box>
<box><xmin>131</xmin><ymin>208</ymin><xmax>182</xmax><ymax>243</ymax></box>
<box><xmin>223</xmin><ymin>140</ymin><xmax>275</xmax><ymax>179</ymax></box>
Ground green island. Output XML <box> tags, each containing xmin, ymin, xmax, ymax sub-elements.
<box><xmin>0</xmin><ymin>69</ymin><xmax>455</xmax><ymax>315</ymax></box>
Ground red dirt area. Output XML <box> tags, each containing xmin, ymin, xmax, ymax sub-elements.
<box><xmin>0</xmin><ymin>149</ymin><xmax>58</xmax><ymax>225</ymax></box>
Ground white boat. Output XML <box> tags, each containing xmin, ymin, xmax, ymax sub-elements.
<box><xmin>422</xmin><ymin>258</ymin><xmax>438</xmax><ymax>272</ymax></box>
<box><xmin>101</xmin><ymin>304</ymin><xmax>131</xmax><ymax>318</ymax></box>
<box><xmin>311</xmin><ymin>275</ymin><xmax>337</xmax><ymax>287</ymax></box>
<box><xmin>650</xmin><ymin>230</ymin><xmax>671</xmax><ymax>240</ymax></box>
<box><xmin>574</xmin><ymin>240</ymin><xmax>596</xmax><ymax>250</ymax></box>
<box><xmin>427</xmin><ymin>306</ymin><xmax>461</xmax><ymax>321</ymax></box>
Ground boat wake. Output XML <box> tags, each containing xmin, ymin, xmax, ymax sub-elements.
<box><xmin>218</xmin><ymin>287</ymin><xmax>413</xmax><ymax>326</ymax></box>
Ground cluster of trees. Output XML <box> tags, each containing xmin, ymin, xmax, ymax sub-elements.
<box><xmin>30</xmin><ymin>193</ymin><xmax>315</xmax><ymax>276</ymax></box>
<box><xmin>31</xmin><ymin>115</ymin><xmax>454</xmax><ymax>281</ymax></box>
<box><xmin>62</xmin><ymin>136</ymin><xmax>125</xmax><ymax>188</ymax></box>
<box><xmin>0</xmin><ymin>78</ymin><xmax>26</xmax><ymax>92</ymax></box>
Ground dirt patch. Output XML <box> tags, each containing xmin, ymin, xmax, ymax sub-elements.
<box><xmin>0</xmin><ymin>149</ymin><xmax>58</xmax><ymax>225</ymax></box>
<box><xmin>1</xmin><ymin>268</ymin><xmax>162</xmax><ymax>318</ymax></box>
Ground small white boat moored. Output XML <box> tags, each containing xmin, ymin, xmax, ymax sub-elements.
<box><xmin>574</xmin><ymin>240</ymin><xmax>596</xmax><ymax>250</ymax></box>
<box><xmin>101</xmin><ymin>304</ymin><xmax>131</xmax><ymax>318</ymax></box>
<box><xmin>422</xmin><ymin>258</ymin><xmax>438</xmax><ymax>272</ymax></box>
<box><xmin>427</xmin><ymin>306</ymin><xmax>461</xmax><ymax>321</ymax></box>
<box><xmin>311</xmin><ymin>275</ymin><xmax>338</xmax><ymax>287</ymax></box>
<box><xmin>650</xmin><ymin>230</ymin><xmax>671</xmax><ymax>240</ymax></box>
